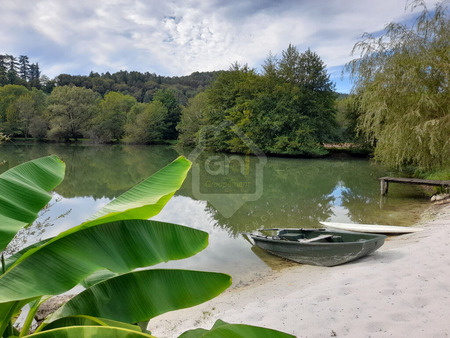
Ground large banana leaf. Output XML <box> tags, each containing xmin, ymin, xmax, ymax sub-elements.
<box><xmin>84</xmin><ymin>156</ymin><xmax>191</xmax><ymax>227</ymax></box>
<box><xmin>0</xmin><ymin>220</ymin><xmax>208</xmax><ymax>302</ymax></box>
<box><xmin>1</xmin><ymin>156</ymin><xmax>192</xmax><ymax>302</ymax></box>
<box><xmin>3</xmin><ymin>239</ymin><xmax>52</xmax><ymax>271</ymax></box>
<box><xmin>45</xmin><ymin>270</ymin><xmax>231</xmax><ymax>324</ymax></box>
<box><xmin>25</xmin><ymin>325</ymin><xmax>154</xmax><ymax>337</ymax></box>
<box><xmin>0</xmin><ymin>155</ymin><xmax>65</xmax><ymax>251</ymax></box>
<box><xmin>0</xmin><ymin>298</ymin><xmax>38</xmax><ymax>336</ymax></box>
<box><xmin>35</xmin><ymin>315</ymin><xmax>143</xmax><ymax>332</ymax></box>
<box><xmin>179</xmin><ymin>319</ymin><xmax>295</xmax><ymax>338</ymax></box>
<box><xmin>80</xmin><ymin>269</ymin><xmax>119</xmax><ymax>289</ymax></box>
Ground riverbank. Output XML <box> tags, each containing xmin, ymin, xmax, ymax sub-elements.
<box><xmin>148</xmin><ymin>202</ymin><xmax>450</xmax><ymax>337</ymax></box>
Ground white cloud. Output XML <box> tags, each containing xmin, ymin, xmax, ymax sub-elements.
<box><xmin>0</xmin><ymin>0</ymin><xmax>440</xmax><ymax>92</ymax></box>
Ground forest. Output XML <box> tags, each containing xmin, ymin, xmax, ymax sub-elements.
<box><xmin>0</xmin><ymin>45</ymin><xmax>348</xmax><ymax>153</ymax></box>
<box><xmin>0</xmin><ymin>58</ymin><xmax>222</xmax><ymax>144</ymax></box>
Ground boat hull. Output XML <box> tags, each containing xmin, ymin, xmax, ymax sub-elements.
<box><xmin>250</xmin><ymin>229</ymin><xmax>385</xmax><ymax>267</ymax></box>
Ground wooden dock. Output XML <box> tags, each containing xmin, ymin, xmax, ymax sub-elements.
<box><xmin>378</xmin><ymin>177</ymin><xmax>450</xmax><ymax>195</ymax></box>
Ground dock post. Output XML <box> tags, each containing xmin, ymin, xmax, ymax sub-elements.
<box><xmin>380</xmin><ymin>179</ymin><xmax>389</xmax><ymax>196</ymax></box>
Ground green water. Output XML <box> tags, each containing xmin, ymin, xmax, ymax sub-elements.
<box><xmin>0</xmin><ymin>143</ymin><xmax>429</xmax><ymax>282</ymax></box>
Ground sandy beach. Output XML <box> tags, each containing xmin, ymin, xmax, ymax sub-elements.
<box><xmin>148</xmin><ymin>203</ymin><xmax>450</xmax><ymax>337</ymax></box>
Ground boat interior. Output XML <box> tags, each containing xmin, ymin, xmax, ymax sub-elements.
<box><xmin>276</xmin><ymin>232</ymin><xmax>344</xmax><ymax>243</ymax></box>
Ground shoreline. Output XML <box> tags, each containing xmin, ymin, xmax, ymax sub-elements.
<box><xmin>148</xmin><ymin>202</ymin><xmax>450</xmax><ymax>337</ymax></box>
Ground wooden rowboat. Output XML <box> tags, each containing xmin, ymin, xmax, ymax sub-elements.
<box><xmin>320</xmin><ymin>221</ymin><xmax>423</xmax><ymax>235</ymax></box>
<box><xmin>247</xmin><ymin>228</ymin><xmax>386</xmax><ymax>267</ymax></box>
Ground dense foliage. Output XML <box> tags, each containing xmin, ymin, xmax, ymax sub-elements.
<box><xmin>0</xmin><ymin>57</ymin><xmax>220</xmax><ymax>142</ymax></box>
<box><xmin>178</xmin><ymin>45</ymin><xmax>339</xmax><ymax>156</ymax></box>
<box><xmin>54</xmin><ymin>70</ymin><xmax>219</xmax><ymax>104</ymax></box>
<box><xmin>346</xmin><ymin>1</ymin><xmax>449</xmax><ymax>170</ymax></box>
<box><xmin>0</xmin><ymin>85</ymin><xmax>183</xmax><ymax>143</ymax></box>
<box><xmin>1</xmin><ymin>46</ymin><xmax>343</xmax><ymax>155</ymax></box>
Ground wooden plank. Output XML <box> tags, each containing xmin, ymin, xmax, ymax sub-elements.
<box><xmin>380</xmin><ymin>178</ymin><xmax>388</xmax><ymax>195</ymax></box>
<box><xmin>298</xmin><ymin>234</ymin><xmax>333</xmax><ymax>243</ymax></box>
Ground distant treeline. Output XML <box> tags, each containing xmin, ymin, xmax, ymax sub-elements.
<box><xmin>54</xmin><ymin>70</ymin><xmax>221</xmax><ymax>104</ymax></box>
<box><xmin>1</xmin><ymin>53</ymin><xmax>221</xmax><ymax>103</ymax></box>
<box><xmin>0</xmin><ymin>84</ymin><xmax>189</xmax><ymax>143</ymax></box>
<box><xmin>0</xmin><ymin>47</ymin><xmax>357</xmax><ymax>155</ymax></box>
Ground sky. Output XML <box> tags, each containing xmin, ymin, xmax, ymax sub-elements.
<box><xmin>0</xmin><ymin>0</ymin><xmax>438</xmax><ymax>93</ymax></box>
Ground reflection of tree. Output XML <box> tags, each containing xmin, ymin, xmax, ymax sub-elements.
<box><xmin>1</xmin><ymin>145</ymin><xmax>426</xmax><ymax>234</ymax></box>
<box><xmin>335</xmin><ymin>159</ymin><xmax>385</xmax><ymax>224</ymax></box>
<box><xmin>340</xmin><ymin>189</ymin><xmax>376</xmax><ymax>224</ymax></box>
<box><xmin>0</xmin><ymin>143</ymin><xmax>180</xmax><ymax>199</ymax></box>
<box><xmin>204</xmin><ymin>156</ymin><xmax>342</xmax><ymax>237</ymax></box>
<box><xmin>331</xmin><ymin>158</ymin><xmax>427</xmax><ymax>225</ymax></box>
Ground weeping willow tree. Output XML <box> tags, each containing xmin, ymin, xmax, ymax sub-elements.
<box><xmin>347</xmin><ymin>1</ymin><xmax>449</xmax><ymax>170</ymax></box>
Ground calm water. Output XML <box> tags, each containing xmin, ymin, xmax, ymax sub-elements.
<box><xmin>0</xmin><ymin>143</ymin><xmax>429</xmax><ymax>283</ymax></box>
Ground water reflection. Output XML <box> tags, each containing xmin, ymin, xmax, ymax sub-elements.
<box><xmin>0</xmin><ymin>144</ymin><xmax>428</xmax><ymax>282</ymax></box>
<box><xmin>0</xmin><ymin>143</ymin><xmax>179</xmax><ymax>198</ymax></box>
<box><xmin>0</xmin><ymin>143</ymin><xmax>428</xmax><ymax>232</ymax></box>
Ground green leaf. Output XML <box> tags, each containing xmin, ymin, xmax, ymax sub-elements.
<box><xmin>85</xmin><ymin>156</ymin><xmax>191</xmax><ymax>227</ymax></box>
<box><xmin>25</xmin><ymin>325</ymin><xmax>155</xmax><ymax>337</ymax></box>
<box><xmin>47</xmin><ymin>270</ymin><xmax>231</xmax><ymax>324</ymax></box>
<box><xmin>0</xmin><ymin>298</ymin><xmax>38</xmax><ymax>337</ymax></box>
<box><xmin>37</xmin><ymin>315</ymin><xmax>142</xmax><ymax>332</ymax></box>
<box><xmin>80</xmin><ymin>269</ymin><xmax>119</xmax><ymax>289</ymax></box>
<box><xmin>0</xmin><ymin>155</ymin><xmax>65</xmax><ymax>251</ymax></box>
<box><xmin>3</xmin><ymin>238</ymin><xmax>52</xmax><ymax>271</ymax></box>
<box><xmin>179</xmin><ymin>319</ymin><xmax>295</xmax><ymax>338</ymax></box>
<box><xmin>0</xmin><ymin>220</ymin><xmax>208</xmax><ymax>302</ymax></box>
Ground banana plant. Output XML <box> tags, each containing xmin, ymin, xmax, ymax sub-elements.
<box><xmin>0</xmin><ymin>155</ymin><xmax>293</xmax><ymax>337</ymax></box>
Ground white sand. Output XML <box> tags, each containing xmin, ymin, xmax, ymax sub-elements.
<box><xmin>148</xmin><ymin>204</ymin><xmax>450</xmax><ymax>337</ymax></box>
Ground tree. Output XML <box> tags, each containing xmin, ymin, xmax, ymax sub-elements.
<box><xmin>262</xmin><ymin>51</ymin><xmax>279</xmax><ymax>78</ymax></box>
<box><xmin>13</xmin><ymin>94</ymin><xmax>35</xmax><ymax>138</ymax></box>
<box><xmin>346</xmin><ymin>1</ymin><xmax>450</xmax><ymax>170</ymax></box>
<box><xmin>5</xmin><ymin>55</ymin><xmax>18</xmax><ymax>74</ymax></box>
<box><xmin>0</xmin><ymin>55</ymin><xmax>8</xmax><ymax>86</ymax></box>
<box><xmin>27</xmin><ymin>88</ymin><xmax>47</xmax><ymax>138</ymax></box>
<box><xmin>297</xmin><ymin>49</ymin><xmax>335</xmax><ymax>92</ymax></box>
<box><xmin>40</xmin><ymin>75</ymin><xmax>56</xmax><ymax>93</ymax></box>
<box><xmin>124</xmin><ymin>101</ymin><xmax>169</xmax><ymax>144</ymax></box>
<box><xmin>153</xmin><ymin>89</ymin><xmax>182</xmax><ymax>139</ymax></box>
<box><xmin>91</xmin><ymin>76</ymin><xmax>114</xmax><ymax>96</ymax></box>
<box><xmin>296</xmin><ymin>49</ymin><xmax>338</xmax><ymax>144</ymax></box>
<box><xmin>18</xmin><ymin>55</ymin><xmax>30</xmax><ymax>80</ymax></box>
<box><xmin>278</xmin><ymin>44</ymin><xmax>301</xmax><ymax>84</ymax></box>
<box><xmin>0</xmin><ymin>85</ymin><xmax>29</xmax><ymax>135</ymax></box>
<box><xmin>0</xmin><ymin>87</ymin><xmax>46</xmax><ymax>138</ymax></box>
<box><xmin>89</xmin><ymin>91</ymin><xmax>137</xmax><ymax>143</ymax></box>
<box><xmin>197</xmin><ymin>47</ymin><xmax>337</xmax><ymax>155</ymax></box>
<box><xmin>177</xmin><ymin>92</ymin><xmax>208</xmax><ymax>146</ymax></box>
<box><xmin>46</xmin><ymin>86</ymin><xmax>99</xmax><ymax>141</ymax></box>
<box><xmin>29</xmin><ymin>63</ymin><xmax>41</xmax><ymax>88</ymax></box>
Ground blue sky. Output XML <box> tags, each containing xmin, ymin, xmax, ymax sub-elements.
<box><xmin>1</xmin><ymin>0</ymin><xmax>437</xmax><ymax>93</ymax></box>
